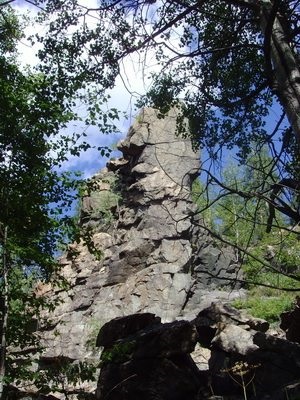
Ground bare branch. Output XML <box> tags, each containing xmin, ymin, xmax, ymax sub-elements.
<box><xmin>267</xmin><ymin>178</ymin><xmax>300</xmax><ymax>232</ymax></box>
<box><xmin>117</xmin><ymin>1</ymin><xmax>203</xmax><ymax>59</ymax></box>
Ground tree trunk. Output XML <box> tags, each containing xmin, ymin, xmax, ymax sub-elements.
<box><xmin>260</xmin><ymin>1</ymin><xmax>300</xmax><ymax>144</ymax></box>
<box><xmin>0</xmin><ymin>226</ymin><xmax>8</xmax><ymax>399</ymax></box>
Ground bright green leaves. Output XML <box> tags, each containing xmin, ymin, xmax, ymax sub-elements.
<box><xmin>26</xmin><ymin>0</ymin><xmax>278</xmax><ymax>162</ymax></box>
<box><xmin>0</xmin><ymin>5</ymin><xmax>90</xmax><ymax>392</ymax></box>
<box><xmin>100</xmin><ymin>341</ymin><xmax>136</xmax><ymax>365</ymax></box>
<box><xmin>137</xmin><ymin>73</ymin><xmax>184</xmax><ymax>115</ymax></box>
<box><xmin>141</xmin><ymin>1</ymin><xmax>273</xmax><ymax>159</ymax></box>
<box><xmin>0</xmin><ymin>6</ymin><xmax>22</xmax><ymax>55</ymax></box>
<box><xmin>34</xmin><ymin>1</ymin><xmax>128</xmax><ymax>126</ymax></box>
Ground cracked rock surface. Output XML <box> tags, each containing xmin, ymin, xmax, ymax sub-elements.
<box><xmin>37</xmin><ymin>108</ymin><xmax>243</xmax><ymax>398</ymax></box>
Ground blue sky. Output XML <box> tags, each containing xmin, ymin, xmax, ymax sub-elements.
<box><xmin>13</xmin><ymin>0</ymin><xmax>286</xmax><ymax>182</ymax></box>
<box><xmin>14</xmin><ymin>0</ymin><xmax>152</xmax><ymax>178</ymax></box>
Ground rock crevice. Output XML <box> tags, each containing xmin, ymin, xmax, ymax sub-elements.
<box><xmin>35</xmin><ymin>108</ymin><xmax>243</xmax><ymax>398</ymax></box>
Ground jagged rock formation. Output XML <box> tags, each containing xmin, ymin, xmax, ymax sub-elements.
<box><xmin>96</xmin><ymin>306</ymin><xmax>300</xmax><ymax>400</ymax></box>
<box><xmin>33</xmin><ymin>108</ymin><xmax>243</xmax><ymax>399</ymax></box>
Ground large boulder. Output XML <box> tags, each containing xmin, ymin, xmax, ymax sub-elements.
<box><xmin>95</xmin><ymin>313</ymin><xmax>203</xmax><ymax>400</ymax></box>
<box><xmin>193</xmin><ymin>302</ymin><xmax>300</xmax><ymax>400</ymax></box>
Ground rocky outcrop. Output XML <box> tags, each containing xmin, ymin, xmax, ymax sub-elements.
<box><xmin>195</xmin><ymin>302</ymin><xmax>300</xmax><ymax>400</ymax></box>
<box><xmin>12</xmin><ymin>108</ymin><xmax>300</xmax><ymax>400</ymax></box>
<box><xmin>40</xmin><ymin>108</ymin><xmax>241</xmax><ymax>348</ymax></box>
<box><xmin>96</xmin><ymin>306</ymin><xmax>300</xmax><ymax>400</ymax></box>
<box><xmin>33</xmin><ymin>108</ymin><xmax>243</xmax><ymax>398</ymax></box>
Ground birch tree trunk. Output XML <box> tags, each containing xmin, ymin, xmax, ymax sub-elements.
<box><xmin>260</xmin><ymin>1</ymin><xmax>300</xmax><ymax>143</ymax></box>
<box><xmin>0</xmin><ymin>226</ymin><xmax>8</xmax><ymax>399</ymax></box>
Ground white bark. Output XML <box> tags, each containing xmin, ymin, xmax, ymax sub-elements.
<box><xmin>0</xmin><ymin>226</ymin><xmax>8</xmax><ymax>399</ymax></box>
<box><xmin>260</xmin><ymin>2</ymin><xmax>300</xmax><ymax>143</ymax></box>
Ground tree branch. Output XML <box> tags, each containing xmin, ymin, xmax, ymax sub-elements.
<box><xmin>0</xmin><ymin>1</ymin><xmax>15</xmax><ymax>6</ymax></box>
<box><xmin>267</xmin><ymin>178</ymin><xmax>300</xmax><ymax>232</ymax></box>
<box><xmin>263</xmin><ymin>0</ymin><xmax>280</xmax><ymax>89</ymax></box>
<box><xmin>196</xmin><ymin>221</ymin><xmax>300</xmax><ymax>284</ymax></box>
<box><xmin>118</xmin><ymin>1</ymin><xmax>203</xmax><ymax>59</ymax></box>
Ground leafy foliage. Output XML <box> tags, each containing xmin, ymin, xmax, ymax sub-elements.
<box><xmin>140</xmin><ymin>2</ymin><xmax>272</xmax><ymax>156</ymax></box>
<box><xmin>233</xmin><ymin>290</ymin><xmax>295</xmax><ymax>323</ymax></box>
<box><xmin>193</xmin><ymin>151</ymin><xmax>300</xmax><ymax>321</ymax></box>
<box><xmin>100</xmin><ymin>341</ymin><xmax>136</xmax><ymax>365</ymax></box>
<box><xmin>0</xmin><ymin>4</ymin><xmax>102</xmax><ymax>394</ymax></box>
<box><xmin>21</xmin><ymin>0</ymin><xmax>300</xmax><ymax>227</ymax></box>
<box><xmin>34</xmin><ymin>358</ymin><xmax>97</xmax><ymax>396</ymax></box>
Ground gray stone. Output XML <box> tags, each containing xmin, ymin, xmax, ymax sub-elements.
<box><xmin>189</xmin><ymin>302</ymin><xmax>300</xmax><ymax>399</ymax></box>
<box><xmin>34</xmin><ymin>108</ymin><xmax>243</xmax><ymax>399</ymax></box>
<box><xmin>212</xmin><ymin>324</ymin><xmax>259</xmax><ymax>355</ymax></box>
<box><xmin>94</xmin><ymin>306</ymin><xmax>300</xmax><ymax>400</ymax></box>
<box><xmin>96</xmin><ymin>313</ymin><xmax>161</xmax><ymax>347</ymax></box>
<box><xmin>280</xmin><ymin>297</ymin><xmax>300</xmax><ymax>343</ymax></box>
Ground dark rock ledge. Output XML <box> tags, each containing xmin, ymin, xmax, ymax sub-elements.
<box><xmin>95</xmin><ymin>304</ymin><xmax>300</xmax><ymax>400</ymax></box>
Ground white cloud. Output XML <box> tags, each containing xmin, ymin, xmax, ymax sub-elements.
<box><xmin>12</xmin><ymin>1</ymin><xmax>148</xmax><ymax>178</ymax></box>
<box><xmin>12</xmin><ymin>0</ymin><xmax>188</xmax><ymax>178</ymax></box>
<box><xmin>59</xmin><ymin>128</ymin><xmax>124</xmax><ymax>179</ymax></box>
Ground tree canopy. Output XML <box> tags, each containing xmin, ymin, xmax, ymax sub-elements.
<box><xmin>1</xmin><ymin>0</ymin><xmax>297</xmax><ymax>278</ymax></box>
<box><xmin>0</xmin><ymin>4</ymin><xmax>90</xmax><ymax>395</ymax></box>
<box><xmin>10</xmin><ymin>0</ymin><xmax>297</xmax><ymax>228</ymax></box>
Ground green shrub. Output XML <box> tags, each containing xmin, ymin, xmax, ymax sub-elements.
<box><xmin>233</xmin><ymin>294</ymin><xmax>294</xmax><ymax>323</ymax></box>
<box><xmin>100</xmin><ymin>341</ymin><xmax>136</xmax><ymax>365</ymax></box>
<box><xmin>86</xmin><ymin>318</ymin><xmax>104</xmax><ymax>350</ymax></box>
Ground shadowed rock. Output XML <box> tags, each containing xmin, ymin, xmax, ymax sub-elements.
<box><xmin>95</xmin><ymin>313</ymin><xmax>202</xmax><ymax>400</ymax></box>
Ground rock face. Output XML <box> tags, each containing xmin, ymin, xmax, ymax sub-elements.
<box><xmin>12</xmin><ymin>107</ymin><xmax>300</xmax><ymax>400</ymax></box>
<box><xmin>40</xmin><ymin>108</ymin><xmax>240</xmax><ymax>352</ymax></box>
<box><xmin>35</xmin><ymin>108</ymin><xmax>242</xmax><ymax>398</ymax></box>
